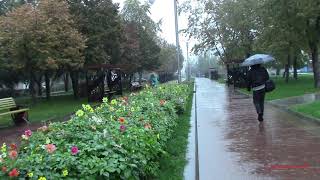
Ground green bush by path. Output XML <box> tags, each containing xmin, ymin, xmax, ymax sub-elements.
<box><xmin>0</xmin><ymin>83</ymin><xmax>193</xmax><ymax>179</ymax></box>
<box><xmin>157</xmin><ymin>85</ymin><xmax>193</xmax><ymax>180</ymax></box>
<box><xmin>240</xmin><ymin>75</ymin><xmax>319</xmax><ymax>101</ymax></box>
<box><xmin>291</xmin><ymin>101</ymin><xmax>320</xmax><ymax>121</ymax></box>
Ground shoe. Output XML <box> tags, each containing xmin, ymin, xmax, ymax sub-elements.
<box><xmin>258</xmin><ymin>114</ymin><xmax>264</xmax><ymax>122</ymax></box>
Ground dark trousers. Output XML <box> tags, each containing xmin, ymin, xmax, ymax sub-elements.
<box><xmin>253</xmin><ymin>89</ymin><xmax>266</xmax><ymax>115</ymax></box>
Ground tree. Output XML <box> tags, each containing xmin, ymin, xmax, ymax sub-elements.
<box><xmin>181</xmin><ymin>0</ymin><xmax>259</xmax><ymax>64</ymax></box>
<box><xmin>121</xmin><ymin>0</ymin><xmax>161</xmax><ymax>78</ymax></box>
<box><xmin>297</xmin><ymin>0</ymin><xmax>320</xmax><ymax>87</ymax></box>
<box><xmin>120</xmin><ymin>22</ymin><xmax>141</xmax><ymax>75</ymax></box>
<box><xmin>158</xmin><ymin>40</ymin><xmax>184</xmax><ymax>74</ymax></box>
<box><xmin>66</xmin><ymin>0</ymin><xmax>124</xmax><ymax>65</ymax></box>
<box><xmin>0</xmin><ymin>0</ymin><xmax>85</xmax><ymax>100</ymax></box>
<box><xmin>66</xmin><ymin>0</ymin><xmax>124</xmax><ymax>98</ymax></box>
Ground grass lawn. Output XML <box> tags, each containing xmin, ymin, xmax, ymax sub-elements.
<box><xmin>157</xmin><ymin>84</ymin><xmax>194</xmax><ymax>180</ymax></box>
<box><xmin>291</xmin><ymin>101</ymin><xmax>320</xmax><ymax>121</ymax></box>
<box><xmin>240</xmin><ymin>74</ymin><xmax>319</xmax><ymax>101</ymax></box>
<box><xmin>0</xmin><ymin>95</ymin><xmax>97</xmax><ymax>128</ymax></box>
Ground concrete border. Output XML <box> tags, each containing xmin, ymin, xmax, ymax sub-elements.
<box><xmin>235</xmin><ymin>89</ymin><xmax>320</xmax><ymax>125</ymax></box>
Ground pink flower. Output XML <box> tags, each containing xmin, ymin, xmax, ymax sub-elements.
<box><xmin>24</xmin><ymin>130</ymin><xmax>32</xmax><ymax>137</ymax></box>
<box><xmin>71</xmin><ymin>146</ymin><xmax>79</xmax><ymax>155</ymax></box>
<box><xmin>45</xmin><ymin>144</ymin><xmax>56</xmax><ymax>153</ymax></box>
<box><xmin>9</xmin><ymin>150</ymin><xmax>18</xmax><ymax>159</ymax></box>
<box><xmin>120</xmin><ymin>125</ymin><xmax>126</xmax><ymax>132</ymax></box>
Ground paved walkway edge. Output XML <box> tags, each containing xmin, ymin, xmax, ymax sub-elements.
<box><xmin>235</xmin><ymin>89</ymin><xmax>320</xmax><ymax>125</ymax></box>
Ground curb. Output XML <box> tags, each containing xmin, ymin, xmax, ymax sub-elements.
<box><xmin>235</xmin><ymin>89</ymin><xmax>320</xmax><ymax>125</ymax></box>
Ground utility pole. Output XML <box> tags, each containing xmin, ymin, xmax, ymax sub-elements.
<box><xmin>174</xmin><ymin>0</ymin><xmax>181</xmax><ymax>83</ymax></box>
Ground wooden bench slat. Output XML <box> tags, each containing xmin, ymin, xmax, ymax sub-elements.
<box><xmin>0</xmin><ymin>104</ymin><xmax>16</xmax><ymax>107</ymax></box>
<box><xmin>0</xmin><ymin>106</ymin><xmax>16</xmax><ymax>111</ymax></box>
<box><xmin>0</xmin><ymin>108</ymin><xmax>29</xmax><ymax>116</ymax></box>
<box><xmin>0</xmin><ymin>103</ymin><xmax>16</xmax><ymax>108</ymax></box>
<box><xmin>0</xmin><ymin>99</ymin><xmax>14</xmax><ymax>102</ymax></box>
<box><xmin>0</xmin><ymin>101</ymin><xmax>15</xmax><ymax>105</ymax></box>
<box><xmin>0</xmin><ymin>99</ymin><xmax>15</xmax><ymax>103</ymax></box>
<box><xmin>0</xmin><ymin>97</ymin><xmax>14</xmax><ymax>101</ymax></box>
<box><xmin>0</xmin><ymin>102</ymin><xmax>16</xmax><ymax>106</ymax></box>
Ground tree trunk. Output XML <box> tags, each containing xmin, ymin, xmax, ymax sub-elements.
<box><xmin>45</xmin><ymin>71</ymin><xmax>51</xmax><ymax>100</ymax></box>
<box><xmin>34</xmin><ymin>75</ymin><xmax>42</xmax><ymax>96</ymax></box>
<box><xmin>129</xmin><ymin>74</ymin><xmax>132</xmax><ymax>88</ymax></box>
<box><xmin>64</xmin><ymin>72</ymin><xmax>69</xmax><ymax>92</ymax></box>
<box><xmin>276</xmin><ymin>67</ymin><xmax>280</xmax><ymax>76</ymax></box>
<box><xmin>36</xmin><ymin>81</ymin><xmax>42</xmax><ymax>96</ymax></box>
<box><xmin>285</xmin><ymin>52</ymin><xmax>291</xmax><ymax>83</ymax></box>
<box><xmin>310</xmin><ymin>42</ymin><xmax>320</xmax><ymax>88</ymax></box>
<box><xmin>29</xmin><ymin>72</ymin><xmax>36</xmax><ymax>103</ymax></box>
<box><xmin>138</xmin><ymin>71</ymin><xmax>142</xmax><ymax>84</ymax></box>
<box><xmin>70</xmin><ymin>71</ymin><xmax>79</xmax><ymax>99</ymax></box>
<box><xmin>293</xmin><ymin>54</ymin><xmax>298</xmax><ymax>80</ymax></box>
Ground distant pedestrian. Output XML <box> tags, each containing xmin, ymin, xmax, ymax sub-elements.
<box><xmin>150</xmin><ymin>74</ymin><xmax>158</xmax><ymax>87</ymax></box>
<box><xmin>247</xmin><ymin>64</ymin><xmax>269</xmax><ymax>122</ymax></box>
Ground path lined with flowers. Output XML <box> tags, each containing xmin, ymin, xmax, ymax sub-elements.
<box><xmin>185</xmin><ymin>78</ymin><xmax>320</xmax><ymax>180</ymax></box>
<box><xmin>1</xmin><ymin>84</ymin><xmax>192</xmax><ymax>179</ymax></box>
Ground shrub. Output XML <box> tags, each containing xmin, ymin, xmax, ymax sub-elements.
<box><xmin>0</xmin><ymin>83</ymin><xmax>192</xmax><ymax>179</ymax></box>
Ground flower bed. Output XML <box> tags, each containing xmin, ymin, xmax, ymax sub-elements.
<box><xmin>0</xmin><ymin>83</ymin><xmax>192</xmax><ymax>179</ymax></box>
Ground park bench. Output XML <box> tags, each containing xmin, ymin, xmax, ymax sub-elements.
<box><xmin>0</xmin><ymin>97</ymin><xmax>29</xmax><ymax>125</ymax></box>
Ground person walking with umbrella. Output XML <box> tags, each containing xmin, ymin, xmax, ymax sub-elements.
<box><xmin>242</xmin><ymin>54</ymin><xmax>274</xmax><ymax>122</ymax></box>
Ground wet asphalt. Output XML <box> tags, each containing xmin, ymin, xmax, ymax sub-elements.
<box><xmin>184</xmin><ymin>78</ymin><xmax>320</xmax><ymax>180</ymax></box>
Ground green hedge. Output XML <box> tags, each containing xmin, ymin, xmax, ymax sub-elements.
<box><xmin>0</xmin><ymin>83</ymin><xmax>192</xmax><ymax>179</ymax></box>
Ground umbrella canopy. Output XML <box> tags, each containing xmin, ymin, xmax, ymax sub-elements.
<box><xmin>241</xmin><ymin>54</ymin><xmax>275</xmax><ymax>67</ymax></box>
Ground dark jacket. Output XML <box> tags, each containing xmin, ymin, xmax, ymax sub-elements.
<box><xmin>247</xmin><ymin>65</ymin><xmax>269</xmax><ymax>91</ymax></box>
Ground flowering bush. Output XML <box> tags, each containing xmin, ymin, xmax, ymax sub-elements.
<box><xmin>0</xmin><ymin>83</ymin><xmax>192</xmax><ymax>179</ymax></box>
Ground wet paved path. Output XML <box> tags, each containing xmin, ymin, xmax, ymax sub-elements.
<box><xmin>185</xmin><ymin>78</ymin><xmax>320</xmax><ymax>180</ymax></box>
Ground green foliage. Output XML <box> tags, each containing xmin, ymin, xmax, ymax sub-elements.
<box><xmin>0</xmin><ymin>83</ymin><xmax>193</xmax><ymax>179</ymax></box>
<box><xmin>0</xmin><ymin>0</ymin><xmax>86</xmax><ymax>77</ymax></box>
<box><xmin>121</xmin><ymin>0</ymin><xmax>161</xmax><ymax>72</ymax></box>
<box><xmin>67</xmin><ymin>0</ymin><xmax>124</xmax><ymax>65</ymax></box>
<box><xmin>158</xmin><ymin>41</ymin><xmax>184</xmax><ymax>73</ymax></box>
<box><xmin>291</xmin><ymin>101</ymin><xmax>320</xmax><ymax>121</ymax></box>
<box><xmin>158</xmin><ymin>88</ymin><xmax>193</xmax><ymax>180</ymax></box>
<box><xmin>181</xmin><ymin>0</ymin><xmax>258</xmax><ymax>62</ymax></box>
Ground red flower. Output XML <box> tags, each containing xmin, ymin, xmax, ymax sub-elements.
<box><xmin>119</xmin><ymin>117</ymin><xmax>125</xmax><ymax>124</ymax></box>
<box><xmin>10</xmin><ymin>143</ymin><xmax>17</xmax><ymax>150</ymax></box>
<box><xmin>9</xmin><ymin>150</ymin><xmax>18</xmax><ymax>159</ymax></box>
<box><xmin>8</xmin><ymin>168</ymin><xmax>19</xmax><ymax>177</ymax></box>
<box><xmin>71</xmin><ymin>146</ymin><xmax>79</xmax><ymax>155</ymax></box>
<box><xmin>45</xmin><ymin>144</ymin><xmax>56</xmax><ymax>153</ymax></box>
<box><xmin>1</xmin><ymin>166</ymin><xmax>7</xmax><ymax>173</ymax></box>
<box><xmin>120</xmin><ymin>125</ymin><xmax>126</xmax><ymax>132</ymax></box>
<box><xmin>24</xmin><ymin>130</ymin><xmax>32</xmax><ymax>137</ymax></box>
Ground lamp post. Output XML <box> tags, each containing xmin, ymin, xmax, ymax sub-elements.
<box><xmin>187</xmin><ymin>42</ymin><xmax>191</xmax><ymax>81</ymax></box>
<box><xmin>174</xmin><ymin>0</ymin><xmax>181</xmax><ymax>83</ymax></box>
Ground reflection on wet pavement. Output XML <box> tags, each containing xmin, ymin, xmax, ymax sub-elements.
<box><xmin>270</xmin><ymin>93</ymin><xmax>320</xmax><ymax>108</ymax></box>
<box><xmin>184</xmin><ymin>78</ymin><xmax>320</xmax><ymax>180</ymax></box>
